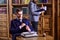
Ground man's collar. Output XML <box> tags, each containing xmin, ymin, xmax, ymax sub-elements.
<box><xmin>16</xmin><ymin>18</ymin><xmax>23</xmax><ymax>20</ymax></box>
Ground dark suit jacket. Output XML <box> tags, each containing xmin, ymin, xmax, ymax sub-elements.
<box><xmin>10</xmin><ymin>18</ymin><xmax>34</xmax><ymax>34</ymax></box>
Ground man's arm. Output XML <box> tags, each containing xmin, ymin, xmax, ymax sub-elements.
<box><xmin>25</xmin><ymin>19</ymin><xmax>34</xmax><ymax>31</ymax></box>
<box><xmin>30</xmin><ymin>2</ymin><xmax>47</xmax><ymax>15</ymax></box>
<box><xmin>30</xmin><ymin>2</ymin><xmax>41</xmax><ymax>15</ymax></box>
<box><xmin>19</xmin><ymin>22</ymin><xmax>31</xmax><ymax>32</ymax></box>
<box><xmin>10</xmin><ymin>21</ymin><xmax>20</xmax><ymax>33</ymax></box>
<box><xmin>19</xmin><ymin>23</ymin><xmax>26</xmax><ymax>29</ymax></box>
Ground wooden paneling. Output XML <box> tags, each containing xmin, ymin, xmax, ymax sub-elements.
<box><xmin>38</xmin><ymin>15</ymin><xmax>51</xmax><ymax>35</ymax></box>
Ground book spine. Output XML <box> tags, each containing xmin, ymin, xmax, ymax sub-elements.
<box><xmin>16</xmin><ymin>0</ymin><xmax>19</xmax><ymax>4</ymax></box>
<box><xmin>0</xmin><ymin>8</ymin><xmax>2</xmax><ymax>14</ymax></box>
<box><xmin>22</xmin><ymin>0</ymin><xmax>25</xmax><ymax>4</ymax></box>
<box><xmin>12</xmin><ymin>0</ymin><xmax>19</xmax><ymax>4</ymax></box>
<box><xmin>0</xmin><ymin>7</ymin><xmax>7</xmax><ymax>14</ymax></box>
<box><xmin>12</xmin><ymin>0</ymin><xmax>15</xmax><ymax>3</ymax></box>
<box><xmin>25</xmin><ymin>0</ymin><xmax>30</xmax><ymax>4</ymax></box>
<box><xmin>3</xmin><ymin>8</ymin><xmax>7</xmax><ymax>14</ymax></box>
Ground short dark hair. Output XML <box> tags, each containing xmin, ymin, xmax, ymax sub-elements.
<box><xmin>31</xmin><ymin>0</ymin><xmax>36</xmax><ymax>3</ymax></box>
<box><xmin>16</xmin><ymin>8</ymin><xmax>22</xmax><ymax>13</ymax></box>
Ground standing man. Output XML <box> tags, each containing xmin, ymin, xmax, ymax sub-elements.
<box><xmin>28</xmin><ymin>0</ymin><xmax>47</xmax><ymax>33</ymax></box>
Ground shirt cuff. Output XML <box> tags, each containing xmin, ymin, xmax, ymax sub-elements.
<box><xmin>19</xmin><ymin>26</ymin><xmax>22</xmax><ymax>29</ymax></box>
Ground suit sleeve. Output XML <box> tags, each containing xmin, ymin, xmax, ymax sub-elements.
<box><xmin>10</xmin><ymin>21</ymin><xmax>20</xmax><ymax>33</ymax></box>
<box><xmin>25</xmin><ymin>20</ymin><xmax>34</xmax><ymax>31</ymax></box>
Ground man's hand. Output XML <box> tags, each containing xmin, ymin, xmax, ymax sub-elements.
<box><xmin>41</xmin><ymin>11</ymin><xmax>45</xmax><ymax>13</ymax></box>
<box><xmin>19</xmin><ymin>23</ymin><xmax>26</xmax><ymax>29</ymax></box>
<box><xmin>21</xmin><ymin>23</ymin><xmax>26</xmax><ymax>27</ymax></box>
<box><xmin>19</xmin><ymin>23</ymin><xmax>31</xmax><ymax>32</ymax></box>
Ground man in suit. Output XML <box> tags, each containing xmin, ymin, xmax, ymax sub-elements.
<box><xmin>10</xmin><ymin>9</ymin><xmax>34</xmax><ymax>40</ymax></box>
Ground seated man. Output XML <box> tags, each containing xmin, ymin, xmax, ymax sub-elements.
<box><xmin>10</xmin><ymin>8</ymin><xmax>34</xmax><ymax>40</ymax></box>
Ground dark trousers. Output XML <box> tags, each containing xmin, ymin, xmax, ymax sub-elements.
<box><xmin>31</xmin><ymin>21</ymin><xmax>38</xmax><ymax>32</ymax></box>
<box><xmin>12</xmin><ymin>33</ymin><xmax>21</xmax><ymax>40</ymax></box>
<box><xmin>11</xmin><ymin>27</ymin><xmax>27</xmax><ymax>40</ymax></box>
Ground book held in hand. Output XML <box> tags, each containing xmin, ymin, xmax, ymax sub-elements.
<box><xmin>35</xmin><ymin>6</ymin><xmax>47</xmax><ymax>12</ymax></box>
<box><xmin>35</xmin><ymin>9</ymin><xmax>45</xmax><ymax>12</ymax></box>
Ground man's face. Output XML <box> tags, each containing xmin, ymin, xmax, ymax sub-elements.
<box><xmin>16</xmin><ymin>11</ymin><xmax>23</xmax><ymax>19</ymax></box>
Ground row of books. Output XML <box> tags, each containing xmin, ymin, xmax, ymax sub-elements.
<box><xmin>12</xmin><ymin>0</ymin><xmax>30</xmax><ymax>4</ymax></box>
<box><xmin>12</xmin><ymin>0</ymin><xmax>49</xmax><ymax>4</ymax></box>
<box><xmin>0</xmin><ymin>0</ymin><xmax>7</xmax><ymax>4</ymax></box>
<box><xmin>38</xmin><ymin>0</ymin><xmax>48</xmax><ymax>3</ymax></box>
<box><xmin>0</xmin><ymin>7</ymin><xmax>7</xmax><ymax>14</ymax></box>
<box><xmin>13</xmin><ymin>7</ymin><xmax>28</xmax><ymax>14</ymax></box>
<box><xmin>0</xmin><ymin>0</ymin><xmax>51</xmax><ymax>4</ymax></box>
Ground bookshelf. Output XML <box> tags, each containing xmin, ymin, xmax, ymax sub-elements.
<box><xmin>0</xmin><ymin>0</ymin><xmax>9</xmax><ymax>39</ymax></box>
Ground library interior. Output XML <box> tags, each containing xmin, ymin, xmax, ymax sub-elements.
<box><xmin>0</xmin><ymin>0</ymin><xmax>60</xmax><ymax>40</ymax></box>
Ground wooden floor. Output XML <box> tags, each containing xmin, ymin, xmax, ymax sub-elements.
<box><xmin>0</xmin><ymin>36</ymin><xmax>53</xmax><ymax>40</ymax></box>
<box><xmin>0</xmin><ymin>33</ymin><xmax>54</xmax><ymax>40</ymax></box>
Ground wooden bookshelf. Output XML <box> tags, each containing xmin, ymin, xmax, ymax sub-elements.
<box><xmin>0</xmin><ymin>0</ymin><xmax>9</xmax><ymax>39</ymax></box>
